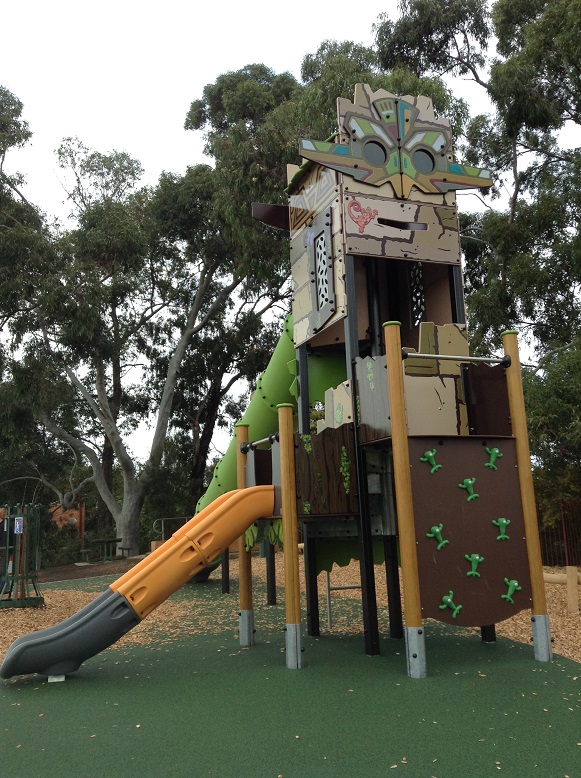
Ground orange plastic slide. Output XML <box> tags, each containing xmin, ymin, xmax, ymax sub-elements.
<box><xmin>111</xmin><ymin>485</ymin><xmax>275</xmax><ymax>619</ymax></box>
<box><xmin>1</xmin><ymin>486</ymin><xmax>274</xmax><ymax>679</ymax></box>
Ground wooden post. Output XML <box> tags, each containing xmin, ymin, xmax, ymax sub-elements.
<box><xmin>384</xmin><ymin>322</ymin><xmax>427</xmax><ymax>678</ymax></box>
<box><xmin>502</xmin><ymin>330</ymin><xmax>552</xmax><ymax>660</ymax></box>
<box><xmin>566</xmin><ymin>566</ymin><xmax>579</xmax><ymax>614</ymax></box>
<box><xmin>236</xmin><ymin>423</ymin><xmax>254</xmax><ymax>646</ymax></box>
<box><xmin>277</xmin><ymin>403</ymin><xmax>303</xmax><ymax>668</ymax></box>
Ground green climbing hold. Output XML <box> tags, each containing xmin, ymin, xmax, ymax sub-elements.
<box><xmin>439</xmin><ymin>590</ymin><xmax>462</xmax><ymax>619</ymax></box>
<box><xmin>465</xmin><ymin>553</ymin><xmax>484</xmax><ymax>577</ymax></box>
<box><xmin>339</xmin><ymin>446</ymin><xmax>351</xmax><ymax>494</ymax></box>
<box><xmin>426</xmin><ymin>523</ymin><xmax>449</xmax><ymax>551</ymax></box>
<box><xmin>492</xmin><ymin>517</ymin><xmax>510</xmax><ymax>540</ymax></box>
<box><xmin>366</xmin><ymin>361</ymin><xmax>375</xmax><ymax>391</ymax></box>
<box><xmin>458</xmin><ymin>477</ymin><xmax>479</xmax><ymax>502</ymax></box>
<box><xmin>485</xmin><ymin>446</ymin><xmax>503</xmax><ymax>470</ymax></box>
<box><xmin>420</xmin><ymin>449</ymin><xmax>442</xmax><ymax>474</ymax></box>
<box><xmin>502</xmin><ymin>578</ymin><xmax>522</xmax><ymax>605</ymax></box>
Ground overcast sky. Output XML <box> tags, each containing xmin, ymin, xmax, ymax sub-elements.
<box><xmin>2</xmin><ymin>1</ymin><xmax>385</xmax><ymax>221</ymax></box>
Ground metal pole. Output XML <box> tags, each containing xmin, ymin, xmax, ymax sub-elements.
<box><xmin>277</xmin><ymin>403</ymin><xmax>303</xmax><ymax>668</ymax></box>
<box><xmin>501</xmin><ymin>330</ymin><xmax>552</xmax><ymax>660</ymax></box>
<box><xmin>236</xmin><ymin>423</ymin><xmax>254</xmax><ymax>646</ymax></box>
<box><xmin>266</xmin><ymin>539</ymin><xmax>277</xmax><ymax>606</ymax></box>
<box><xmin>344</xmin><ymin>253</ymin><xmax>380</xmax><ymax>656</ymax></box>
<box><xmin>384</xmin><ymin>321</ymin><xmax>427</xmax><ymax>678</ymax></box>
<box><xmin>297</xmin><ymin>343</ymin><xmax>320</xmax><ymax>636</ymax></box>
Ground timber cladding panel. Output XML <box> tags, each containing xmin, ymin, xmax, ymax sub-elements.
<box><xmin>294</xmin><ymin>425</ymin><xmax>358</xmax><ymax>518</ymax></box>
<box><xmin>289</xmin><ymin>166</ymin><xmax>347</xmax><ymax>347</ymax></box>
<box><xmin>408</xmin><ymin>436</ymin><xmax>532</xmax><ymax>627</ymax></box>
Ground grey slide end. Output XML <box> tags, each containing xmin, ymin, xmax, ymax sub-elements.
<box><xmin>0</xmin><ymin>589</ymin><xmax>140</xmax><ymax>679</ymax></box>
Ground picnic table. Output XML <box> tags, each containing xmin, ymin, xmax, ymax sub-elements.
<box><xmin>80</xmin><ymin>537</ymin><xmax>122</xmax><ymax>562</ymax></box>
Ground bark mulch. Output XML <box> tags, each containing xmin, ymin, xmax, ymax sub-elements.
<box><xmin>37</xmin><ymin>557</ymin><xmax>141</xmax><ymax>583</ymax></box>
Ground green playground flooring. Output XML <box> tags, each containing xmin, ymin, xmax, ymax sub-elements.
<box><xmin>2</xmin><ymin>574</ymin><xmax>580</xmax><ymax>777</ymax></box>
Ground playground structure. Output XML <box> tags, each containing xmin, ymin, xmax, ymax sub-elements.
<box><xmin>1</xmin><ymin>84</ymin><xmax>553</xmax><ymax>680</ymax></box>
<box><xmin>0</xmin><ymin>504</ymin><xmax>44</xmax><ymax>609</ymax></box>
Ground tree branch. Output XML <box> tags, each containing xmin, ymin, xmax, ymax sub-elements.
<box><xmin>40</xmin><ymin>414</ymin><xmax>120</xmax><ymax>518</ymax></box>
<box><xmin>146</xmin><ymin>267</ymin><xmax>242</xmax><ymax>470</ymax></box>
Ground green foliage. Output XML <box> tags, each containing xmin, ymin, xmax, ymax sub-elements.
<box><xmin>57</xmin><ymin>137</ymin><xmax>144</xmax><ymax>211</ymax></box>
<box><xmin>492</xmin><ymin>0</ymin><xmax>581</xmax><ymax>131</ymax></box>
<box><xmin>524</xmin><ymin>342</ymin><xmax>581</xmax><ymax>523</ymax></box>
<box><xmin>298</xmin><ymin>41</ymin><xmax>381</xmax><ymax>140</ymax></box>
<box><xmin>39</xmin><ymin>522</ymin><xmax>82</xmax><ymax>568</ymax></box>
<box><xmin>375</xmin><ymin>0</ymin><xmax>490</xmax><ymax>81</ymax></box>
<box><xmin>462</xmin><ymin>183</ymin><xmax>581</xmax><ymax>352</ymax></box>
<box><xmin>0</xmin><ymin>86</ymin><xmax>31</xmax><ymax>175</ymax></box>
<box><xmin>185</xmin><ymin>65</ymin><xmax>301</xmax><ymax>290</ymax></box>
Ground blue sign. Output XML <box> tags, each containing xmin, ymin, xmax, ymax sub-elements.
<box><xmin>14</xmin><ymin>517</ymin><xmax>24</xmax><ymax>534</ymax></box>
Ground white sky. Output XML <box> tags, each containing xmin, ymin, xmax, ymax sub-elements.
<box><xmin>2</xmin><ymin>0</ymin><xmax>386</xmax><ymax>221</ymax></box>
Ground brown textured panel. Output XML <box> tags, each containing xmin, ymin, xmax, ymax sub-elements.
<box><xmin>246</xmin><ymin>449</ymin><xmax>272</xmax><ymax>487</ymax></box>
<box><xmin>294</xmin><ymin>426</ymin><xmax>358</xmax><ymax>517</ymax></box>
<box><xmin>464</xmin><ymin>363</ymin><xmax>512</xmax><ymax>436</ymax></box>
<box><xmin>408</xmin><ymin>436</ymin><xmax>532</xmax><ymax>627</ymax></box>
<box><xmin>251</xmin><ymin>202</ymin><xmax>290</xmax><ymax>232</ymax></box>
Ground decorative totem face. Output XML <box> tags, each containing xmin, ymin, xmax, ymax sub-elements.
<box><xmin>299</xmin><ymin>84</ymin><xmax>492</xmax><ymax>199</ymax></box>
<box><xmin>287</xmin><ymin>85</ymin><xmax>494</xmax><ymax>347</ymax></box>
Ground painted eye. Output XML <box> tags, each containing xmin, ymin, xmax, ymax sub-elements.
<box><xmin>363</xmin><ymin>140</ymin><xmax>388</xmax><ymax>167</ymax></box>
<box><xmin>413</xmin><ymin>149</ymin><xmax>435</xmax><ymax>174</ymax></box>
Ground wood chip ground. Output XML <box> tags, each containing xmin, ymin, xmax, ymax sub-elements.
<box><xmin>1</xmin><ymin>557</ymin><xmax>579</xmax><ymax>664</ymax></box>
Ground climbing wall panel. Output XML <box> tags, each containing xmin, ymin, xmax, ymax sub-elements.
<box><xmin>408</xmin><ymin>436</ymin><xmax>532</xmax><ymax>626</ymax></box>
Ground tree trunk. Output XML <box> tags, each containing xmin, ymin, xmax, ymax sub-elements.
<box><xmin>94</xmin><ymin>435</ymin><xmax>115</xmax><ymax>536</ymax></box>
<box><xmin>190</xmin><ymin>384</ymin><xmax>223</xmax><ymax>505</ymax></box>
<box><xmin>114</xmin><ymin>481</ymin><xmax>145</xmax><ymax>557</ymax></box>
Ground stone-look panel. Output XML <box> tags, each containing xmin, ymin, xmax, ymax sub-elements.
<box><xmin>342</xmin><ymin>193</ymin><xmax>461</xmax><ymax>265</ymax></box>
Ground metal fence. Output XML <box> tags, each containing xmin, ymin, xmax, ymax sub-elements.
<box><xmin>539</xmin><ymin>502</ymin><xmax>581</xmax><ymax>568</ymax></box>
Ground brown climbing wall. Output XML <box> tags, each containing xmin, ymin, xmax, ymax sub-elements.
<box><xmin>409</xmin><ymin>436</ymin><xmax>532</xmax><ymax>627</ymax></box>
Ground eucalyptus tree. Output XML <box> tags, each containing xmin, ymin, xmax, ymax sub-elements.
<box><xmin>1</xmin><ymin>110</ymin><xmax>288</xmax><ymax>553</ymax></box>
<box><xmin>375</xmin><ymin>0</ymin><xmax>581</xmax><ymax>355</ymax></box>
<box><xmin>374</xmin><ymin>1</ymin><xmax>581</xmax><ymax>513</ymax></box>
<box><xmin>0</xmin><ymin>87</ymin><xmax>75</xmax><ymax>507</ymax></box>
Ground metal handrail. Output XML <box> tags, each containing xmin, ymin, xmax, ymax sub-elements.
<box><xmin>240</xmin><ymin>432</ymin><xmax>279</xmax><ymax>454</ymax></box>
<box><xmin>152</xmin><ymin>516</ymin><xmax>190</xmax><ymax>540</ymax></box>
<box><xmin>402</xmin><ymin>350</ymin><xmax>511</xmax><ymax>367</ymax></box>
